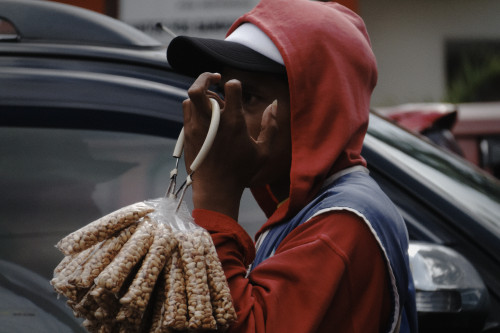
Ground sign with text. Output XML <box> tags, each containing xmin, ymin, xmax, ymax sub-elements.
<box><xmin>119</xmin><ymin>0</ymin><xmax>258</xmax><ymax>42</ymax></box>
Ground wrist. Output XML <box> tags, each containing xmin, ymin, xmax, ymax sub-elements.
<box><xmin>191</xmin><ymin>181</ymin><xmax>244</xmax><ymax>221</ymax></box>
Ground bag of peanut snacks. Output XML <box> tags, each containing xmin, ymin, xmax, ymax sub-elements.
<box><xmin>51</xmin><ymin>99</ymin><xmax>236</xmax><ymax>332</ymax></box>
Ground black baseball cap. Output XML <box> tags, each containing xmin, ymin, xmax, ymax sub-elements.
<box><xmin>167</xmin><ymin>23</ymin><xmax>286</xmax><ymax>78</ymax></box>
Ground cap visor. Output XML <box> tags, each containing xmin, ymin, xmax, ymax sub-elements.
<box><xmin>167</xmin><ymin>36</ymin><xmax>286</xmax><ymax>78</ymax></box>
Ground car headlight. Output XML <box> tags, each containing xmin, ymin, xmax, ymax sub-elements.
<box><xmin>408</xmin><ymin>242</ymin><xmax>489</xmax><ymax>332</ymax></box>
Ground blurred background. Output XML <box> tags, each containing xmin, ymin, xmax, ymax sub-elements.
<box><xmin>48</xmin><ymin>0</ymin><xmax>500</xmax><ymax>106</ymax></box>
<box><xmin>42</xmin><ymin>0</ymin><xmax>500</xmax><ymax>176</ymax></box>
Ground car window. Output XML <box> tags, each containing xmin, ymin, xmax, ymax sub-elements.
<box><xmin>367</xmin><ymin>115</ymin><xmax>500</xmax><ymax>238</ymax></box>
<box><xmin>0</xmin><ymin>127</ymin><xmax>185</xmax><ymax>280</ymax></box>
<box><xmin>0</xmin><ymin>125</ymin><xmax>266</xmax><ymax>331</ymax></box>
<box><xmin>0</xmin><ymin>126</ymin><xmax>264</xmax><ymax>280</ymax></box>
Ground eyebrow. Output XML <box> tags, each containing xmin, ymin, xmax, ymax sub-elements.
<box><xmin>240</xmin><ymin>80</ymin><xmax>260</xmax><ymax>93</ymax></box>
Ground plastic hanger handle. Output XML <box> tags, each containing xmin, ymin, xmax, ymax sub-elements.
<box><xmin>173</xmin><ymin>127</ymin><xmax>184</xmax><ymax>158</ymax></box>
<box><xmin>190</xmin><ymin>98</ymin><xmax>221</xmax><ymax>171</ymax></box>
<box><xmin>172</xmin><ymin>98</ymin><xmax>220</xmax><ymax>168</ymax></box>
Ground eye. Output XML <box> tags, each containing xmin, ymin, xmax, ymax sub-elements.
<box><xmin>241</xmin><ymin>90</ymin><xmax>259</xmax><ymax>106</ymax></box>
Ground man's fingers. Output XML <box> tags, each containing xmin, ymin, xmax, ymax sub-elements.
<box><xmin>187</xmin><ymin>72</ymin><xmax>222</xmax><ymax>113</ymax></box>
<box><xmin>223</xmin><ymin>79</ymin><xmax>243</xmax><ymax>114</ymax></box>
<box><xmin>206</xmin><ymin>90</ymin><xmax>225</xmax><ymax>109</ymax></box>
<box><xmin>182</xmin><ymin>99</ymin><xmax>193</xmax><ymax>124</ymax></box>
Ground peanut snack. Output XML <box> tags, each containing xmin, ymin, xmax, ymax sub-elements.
<box><xmin>160</xmin><ymin>249</ymin><xmax>189</xmax><ymax>330</ymax></box>
<box><xmin>95</xmin><ymin>219</ymin><xmax>155</xmax><ymax>293</ymax></box>
<box><xmin>56</xmin><ymin>202</ymin><xmax>154</xmax><ymax>255</ymax></box>
<box><xmin>117</xmin><ymin>223</ymin><xmax>175</xmax><ymax>330</ymax></box>
<box><xmin>90</xmin><ymin>286</ymin><xmax>120</xmax><ymax>320</ymax></box>
<box><xmin>82</xmin><ymin>319</ymin><xmax>99</xmax><ymax>333</ymax></box>
<box><xmin>53</xmin><ymin>253</ymin><xmax>76</xmax><ymax>278</ymax></box>
<box><xmin>71</xmin><ymin>287</ymin><xmax>99</xmax><ymax>319</ymax></box>
<box><xmin>148</xmin><ymin>275</ymin><xmax>166</xmax><ymax>333</ymax></box>
<box><xmin>51</xmin><ymin>245</ymin><xmax>97</xmax><ymax>302</ymax></box>
<box><xmin>52</xmin><ymin>243</ymin><xmax>96</xmax><ymax>286</ymax></box>
<box><xmin>178</xmin><ymin>230</ymin><xmax>216</xmax><ymax>330</ymax></box>
<box><xmin>76</xmin><ymin>223</ymin><xmax>138</xmax><ymax>288</ymax></box>
<box><xmin>202</xmin><ymin>232</ymin><xmax>237</xmax><ymax>329</ymax></box>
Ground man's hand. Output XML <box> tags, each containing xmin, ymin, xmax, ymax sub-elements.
<box><xmin>182</xmin><ymin>72</ymin><xmax>278</xmax><ymax>220</ymax></box>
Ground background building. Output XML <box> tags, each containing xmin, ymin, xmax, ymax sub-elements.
<box><xmin>359</xmin><ymin>0</ymin><xmax>500</xmax><ymax>106</ymax></box>
<box><xmin>48</xmin><ymin>0</ymin><xmax>500</xmax><ymax>107</ymax></box>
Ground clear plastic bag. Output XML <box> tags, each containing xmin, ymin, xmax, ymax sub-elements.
<box><xmin>56</xmin><ymin>202</ymin><xmax>154</xmax><ymax>256</ymax></box>
<box><xmin>147</xmin><ymin>197</ymin><xmax>217</xmax><ymax>330</ymax></box>
<box><xmin>117</xmin><ymin>223</ymin><xmax>174</xmax><ymax>331</ymax></box>
<box><xmin>76</xmin><ymin>223</ymin><xmax>139</xmax><ymax>288</ymax></box>
<box><xmin>94</xmin><ymin>218</ymin><xmax>155</xmax><ymax>293</ymax></box>
<box><xmin>52</xmin><ymin>197</ymin><xmax>236</xmax><ymax>332</ymax></box>
<box><xmin>159</xmin><ymin>248</ymin><xmax>189</xmax><ymax>331</ymax></box>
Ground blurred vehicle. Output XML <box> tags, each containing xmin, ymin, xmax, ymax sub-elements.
<box><xmin>454</xmin><ymin>102</ymin><xmax>500</xmax><ymax>178</ymax></box>
<box><xmin>375</xmin><ymin>103</ymin><xmax>464</xmax><ymax>156</ymax></box>
<box><xmin>377</xmin><ymin>102</ymin><xmax>500</xmax><ymax>178</ymax></box>
<box><xmin>1</xmin><ymin>1</ymin><xmax>500</xmax><ymax>332</ymax></box>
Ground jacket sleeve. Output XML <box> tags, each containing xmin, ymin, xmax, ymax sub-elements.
<box><xmin>192</xmin><ymin>208</ymin><xmax>391</xmax><ymax>333</ymax></box>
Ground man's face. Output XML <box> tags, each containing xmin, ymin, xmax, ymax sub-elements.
<box><xmin>219</xmin><ymin>68</ymin><xmax>292</xmax><ymax>196</ymax></box>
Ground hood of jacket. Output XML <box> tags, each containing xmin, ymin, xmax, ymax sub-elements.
<box><xmin>227</xmin><ymin>0</ymin><xmax>378</xmax><ymax>236</ymax></box>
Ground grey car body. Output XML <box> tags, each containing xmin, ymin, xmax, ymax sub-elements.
<box><xmin>1</xmin><ymin>1</ymin><xmax>500</xmax><ymax>332</ymax></box>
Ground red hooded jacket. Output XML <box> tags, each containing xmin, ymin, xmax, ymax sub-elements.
<box><xmin>193</xmin><ymin>0</ymin><xmax>392</xmax><ymax>331</ymax></box>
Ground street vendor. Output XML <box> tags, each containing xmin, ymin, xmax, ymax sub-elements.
<box><xmin>167</xmin><ymin>0</ymin><xmax>418</xmax><ymax>332</ymax></box>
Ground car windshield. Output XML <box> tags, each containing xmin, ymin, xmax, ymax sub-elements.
<box><xmin>0</xmin><ymin>126</ymin><xmax>263</xmax><ymax>279</ymax></box>
<box><xmin>366</xmin><ymin>114</ymin><xmax>500</xmax><ymax>239</ymax></box>
<box><xmin>0</xmin><ymin>127</ymin><xmax>182</xmax><ymax>279</ymax></box>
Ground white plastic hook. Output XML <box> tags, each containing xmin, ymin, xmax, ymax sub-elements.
<box><xmin>165</xmin><ymin>127</ymin><xmax>185</xmax><ymax>198</ymax></box>
<box><xmin>170</xmin><ymin>98</ymin><xmax>221</xmax><ymax>211</ymax></box>
<box><xmin>173</xmin><ymin>127</ymin><xmax>185</xmax><ymax>159</ymax></box>
<box><xmin>189</xmin><ymin>98</ymin><xmax>221</xmax><ymax>172</ymax></box>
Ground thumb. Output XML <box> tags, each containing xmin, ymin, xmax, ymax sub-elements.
<box><xmin>256</xmin><ymin>100</ymin><xmax>279</xmax><ymax>148</ymax></box>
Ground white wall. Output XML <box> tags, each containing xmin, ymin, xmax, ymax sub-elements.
<box><xmin>359</xmin><ymin>0</ymin><xmax>500</xmax><ymax>106</ymax></box>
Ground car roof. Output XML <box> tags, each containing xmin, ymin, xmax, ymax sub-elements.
<box><xmin>0</xmin><ymin>0</ymin><xmax>178</xmax><ymax>67</ymax></box>
<box><xmin>0</xmin><ymin>0</ymin><xmax>161</xmax><ymax>48</ymax></box>
<box><xmin>0</xmin><ymin>0</ymin><xmax>193</xmax><ymax>137</ymax></box>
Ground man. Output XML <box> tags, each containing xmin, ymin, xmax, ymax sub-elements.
<box><xmin>167</xmin><ymin>0</ymin><xmax>418</xmax><ymax>332</ymax></box>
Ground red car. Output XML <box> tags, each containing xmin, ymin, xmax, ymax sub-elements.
<box><xmin>376</xmin><ymin>102</ymin><xmax>500</xmax><ymax>178</ymax></box>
